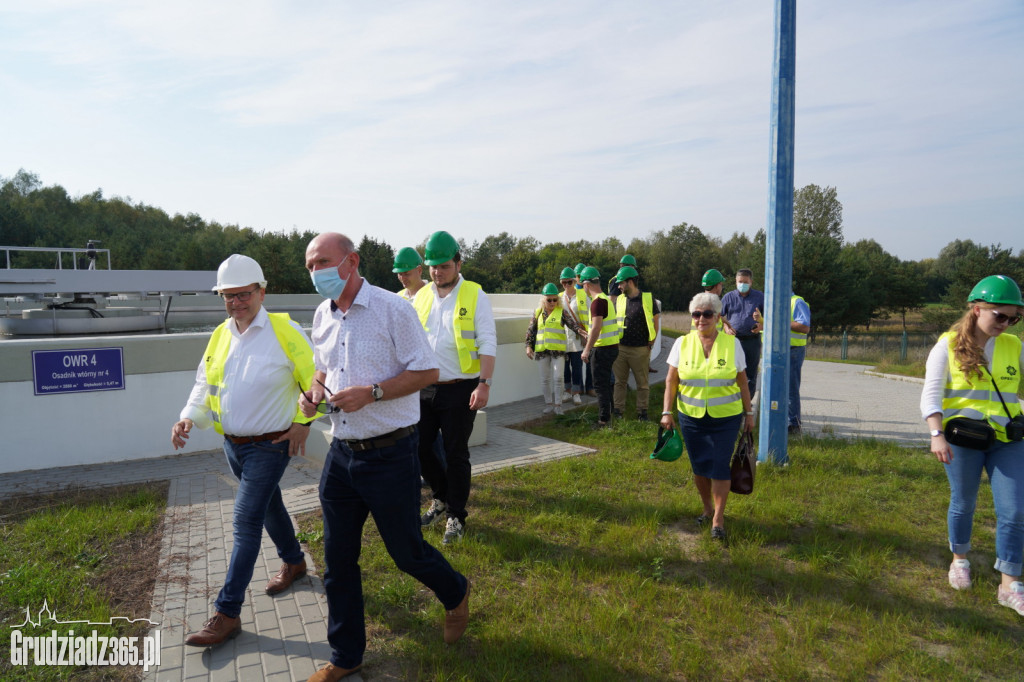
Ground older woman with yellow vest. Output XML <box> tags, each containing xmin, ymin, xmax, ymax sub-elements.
<box><xmin>526</xmin><ymin>283</ymin><xmax>585</xmax><ymax>415</ymax></box>
<box><xmin>660</xmin><ymin>292</ymin><xmax>754</xmax><ymax>541</ymax></box>
<box><xmin>921</xmin><ymin>275</ymin><xmax>1024</xmax><ymax>616</ymax></box>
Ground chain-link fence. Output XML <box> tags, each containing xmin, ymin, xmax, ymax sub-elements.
<box><xmin>808</xmin><ymin>332</ymin><xmax>938</xmax><ymax>364</ymax></box>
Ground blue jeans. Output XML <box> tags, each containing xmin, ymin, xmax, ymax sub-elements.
<box><xmin>945</xmin><ymin>438</ymin><xmax>1024</xmax><ymax>576</ymax></box>
<box><xmin>563</xmin><ymin>351</ymin><xmax>584</xmax><ymax>393</ymax></box>
<box><xmin>215</xmin><ymin>438</ymin><xmax>304</xmax><ymax>618</ymax></box>
<box><xmin>789</xmin><ymin>345</ymin><xmax>805</xmax><ymax>427</ymax></box>
<box><xmin>320</xmin><ymin>430</ymin><xmax>467</xmax><ymax>669</ymax></box>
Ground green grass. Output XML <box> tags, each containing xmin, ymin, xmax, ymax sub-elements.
<box><xmin>0</xmin><ymin>483</ymin><xmax>168</xmax><ymax>681</ymax></box>
<box><xmin>296</xmin><ymin>389</ymin><xmax>1024</xmax><ymax>681</ymax></box>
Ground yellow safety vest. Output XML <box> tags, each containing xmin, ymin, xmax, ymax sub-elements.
<box><xmin>675</xmin><ymin>332</ymin><xmax>742</xmax><ymax>418</ymax></box>
<box><xmin>615</xmin><ymin>291</ymin><xmax>656</xmax><ymax>342</ymax></box>
<box><xmin>791</xmin><ymin>295</ymin><xmax>808</xmax><ymax>346</ymax></box>
<box><xmin>941</xmin><ymin>331</ymin><xmax>1022</xmax><ymax>442</ymax></box>
<box><xmin>534</xmin><ymin>308</ymin><xmax>567</xmax><ymax>352</ymax></box>
<box><xmin>413</xmin><ymin>280</ymin><xmax>483</xmax><ymax>374</ymax></box>
<box><xmin>574</xmin><ymin>287</ymin><xmax>590</xmax><ymax>328</ymax></box>
<box><xmin>592</xmin><ymin>293</ymin><xmax>621</xmax><ymax>347</ymax></box>
<box><xmin>203</xmin><ymin>313</ymin><xmax>315</xmax><ymax>435</ymax></box>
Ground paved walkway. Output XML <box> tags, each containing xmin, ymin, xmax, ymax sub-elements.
<box><xmin>0</xmin><ymin>356</ymin><xmax>927</xmax><ymax>681</ymax></box>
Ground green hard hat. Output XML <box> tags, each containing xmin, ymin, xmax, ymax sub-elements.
<box><xmin>620</xmin><ymin>254</ymin><xmax>637</xmax><ymax>266</ymax></box>
<box><xmin>542</xmin><ymin>282</ymin><xmax>559</xmax><ymax>296</ymax></box>
<box><xmin>650</xmin><ymin>426</ymin><xmax>683</xmax><ymax>462</ymax></box>
<box><xmin>559</xmin><ymin>267</ymin><xmax>577</xmax><ymax>281</ymax></box>
<box><xmin>967</xmin><ymin>275</ymin><xmax>1024</xmax><ymax>306</ymax></box>
<box><xmin>579</xmin><ymin>266</ymin><xmax>601</xmax><ymax>282</ymax></box>
<box><xmin>701</xmin><ymin>268</ymin><xmax>724</xmax><ymax>287</ymax></box>
<box><xmin>615</xmin><ymin>265</ymin><xmax>639</xmax><ymax>283</ymax></box>
<box><xmin>392</xmin><ymin>246</ymin><xmax>423</xmax><ymax>273</ymax></box>
<box><xmin>574</xmin><ymin>262</ymin><xmax>587</xmax><ymax>277</ymax></box>
<box><xmin>423</xmin><ymin>230</ymin><xmax>460</xmax><ymax>266</ymax></box>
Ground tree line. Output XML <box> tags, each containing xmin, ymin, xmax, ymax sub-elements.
<box><xmin>3</xmin><ymin>169</ymin><xmax>1022</xmax><ymax>332</ymax></box>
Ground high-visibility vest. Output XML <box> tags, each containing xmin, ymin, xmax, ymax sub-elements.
<box><xmin>790</xmin><ymin>295</ymin><xmax>808</xmax><ymax>346</ymax></box>
<box><xmin>413</xmin><ymin>280</ymin><xmax>483</xmax><ymax>374</ymax></box>
<box><xmin>615</xmin><ymin>291</ymin><xmax>656</xmax><ymax>342</ymax></box>
<box><xmin>592</xmin><ymin>293</ymin><xmax>621</xmax><ymax>347</ymax></box>
<box><xmin>675</xmin><ymin>332</ymin><xmax>742</xmax><ymax>418</ymax></box>
<box><xmin>533</xmin><ymin>308</ymin><xmax>567</xmax><ymax>352</ymax></box>
<box><xmin>203</xmin><ymin>313</ymin><xmax>315</xmax><ymax>435</ymax></box>
<box><xmin>574</xmin><ymin>287</ymin><xmax>590</xmax><ymax>328</ymax></box>
<box><xmin>941</xmin><ymin>331</ymin><xmax>1022</xmax><ymax>442</ymax></box>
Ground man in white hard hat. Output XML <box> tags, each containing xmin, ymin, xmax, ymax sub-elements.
<box><xmin>170</xmin><ymin>253</ymin><xmax>317</xmax><ymax>648</ymax></box>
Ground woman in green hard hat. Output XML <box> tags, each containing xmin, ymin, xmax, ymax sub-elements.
<box><xmin>525</xmin><ymin>283</ymin><xmax>585</xmax><ymax>415</ymax></box>
<box><xmin>559</xmin><ymin>266</ymin><xmax>589</xmax><ymax>404</ymax></box>
<box><xmin>922</xmin><ymin>274</ymin><xmax>1024</xmax><ymax>616</ymax></box>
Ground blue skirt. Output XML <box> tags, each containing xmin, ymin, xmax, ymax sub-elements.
<box><xmin>679</xmin><ymin>412</ymin><xmax>742</xmax><ymax>480</ymax></box>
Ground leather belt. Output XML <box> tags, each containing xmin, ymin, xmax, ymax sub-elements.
<box><xmin>225</xmin><ymin>429</ymin><xmax>289</xmax><ymax>445</ymax></box>
<box><xmin>435</xmin><ymin>378</ymin><xmax>476</xmax><ymax>385</ymax></box>
<box><xmin>342</xmin><ymin>425</ymin><xmax>415</xmax><ymax>452</ymax></box>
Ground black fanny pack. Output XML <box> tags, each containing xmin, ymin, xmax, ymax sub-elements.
<box><xmin>943</xmin><ymin>418</ymin><xmax>996</xmax><ymax>450</ymax></box>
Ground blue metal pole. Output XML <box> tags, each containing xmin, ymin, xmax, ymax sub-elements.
<box><xmin>758</xmin><ymin>0</ymin><xmax>796</xmax><ymax>465</ymax></box>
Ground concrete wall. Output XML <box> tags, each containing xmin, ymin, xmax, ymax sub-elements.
<box><xmin>0</xmin><ymin>295</ymin><xmax>537</xmax><ymax>475</ymax></box>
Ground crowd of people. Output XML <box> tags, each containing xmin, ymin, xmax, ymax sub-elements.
<box><xmin>167</xmin><ymin>230</ymin><xmax>1024</xmax><ymax>679</ymax></box>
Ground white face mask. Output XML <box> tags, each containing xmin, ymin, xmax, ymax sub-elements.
<box><xmin>737</xmin><ymin>283</ymin><xmax>751</xmax><ymax>294</ymax></box>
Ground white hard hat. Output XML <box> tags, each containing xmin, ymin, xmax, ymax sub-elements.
<box><xmin>213</xmin><ymin>254</ymin><xmax>267</xmax><ymax>291</ymax></box>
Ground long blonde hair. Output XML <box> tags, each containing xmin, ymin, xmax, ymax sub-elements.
<box><xmin>948</xmin><ymin>302</ymin><xmax>1021</xmax><ymax>383</ymax></box>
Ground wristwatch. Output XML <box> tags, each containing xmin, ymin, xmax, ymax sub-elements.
<box><xmin>479</xmin><ymin>378</ymin><xmax>492</xmax><ymax>386</ymax></box>
<box><xmin>929</xmin><ymin>429</ymin><xmax>942</xmax><ymax>437</ymax></box>
<box><xmin>371</xmin><ymin>383</ymin><xmax>384</xmax><ymax>402</ymax></box>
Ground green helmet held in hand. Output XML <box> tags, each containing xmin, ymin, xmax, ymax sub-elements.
<box><xmin>701</xmin><ymin>269</ymin><xmax>724</xmax><ymax>287</ymax></box>
<box><xmin>392</xmin><ymin>247</ymin><xmax>423</xmax><ymax>273</ymax></box>
<box><xmin>968</xmin><ymin>275</ymin><xmax>1024</xmax><ymax>307</ymax></box>
<box><xmin>542</xmin><ymin>282</ymin><xmax>560</xmax><ymax>296</ymax></box>
<box><xmin>559</xmin><ymin>267</ymin><xmax>576</xmax><ymax>281</ymax></box>
<box><xmin>423</xmin><ymin>231</ymin><xmax>460</xmax><ymax>266</ymax></box>
<box><xmin>650</xmin><ymin>426</ymin><xmax>683</xmax><ymax>462</ymax></box>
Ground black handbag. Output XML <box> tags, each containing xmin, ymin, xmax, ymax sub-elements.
<box><xmin>943</xmin><ymin>418</ymin><xmax>996</xmax><ymax>450</ymax></box>
<box><xmin>730</xmin><ymin>431</ymin><xmax>755</xmax><ymax>495</ymax></box>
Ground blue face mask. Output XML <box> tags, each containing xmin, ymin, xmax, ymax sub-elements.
<box><xmin>737</xmin><ymin>283</ymin><xmax>751</xmax><ymax>294</ymax></box>
<box><xmin>311</xmin><ymin>262</ymin><xmax>348</xmax><ymax>300</ymax></box>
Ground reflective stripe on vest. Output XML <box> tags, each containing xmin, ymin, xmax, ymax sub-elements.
<box><xmin>790</xmin><ymin>295</ymin><xmax>808</xmax><ymax>346</ymax></box>
<box><xmin>941</xmin><ymin>331</ymin><xmax>1023</xmax><ymax>442</ymax></box>
<box><xmin>675</xmin><ymin>332</ymin><xmax>742</xmax><ymax>418</ymax></box>
<box><xmin>614</xmin><ymin>291</ymin><xmax>656</xmax><ymax>342</ymax></box>
<box><xmin>575</xmin><ymin>287</ymin><xmax>590</xmax><ymax>328</ymax></box>
<box><xmin>413</xmin><ymin>280</ymin><xmax>483</xmax><ymax>373</ymax></box>
<box><xmin>203</xmin><ymin>313</ymin><xmax>315</xmax><ymax>435</ymax></box>
<box><xmin>534</xmin><ymin>307</ymin><xmax>567</xmax><ymax>352</ymax></box>
<box><xmin>592</xmin><ymin>293</ymin><xmax>621</xmax><ymax>347</ymax></box>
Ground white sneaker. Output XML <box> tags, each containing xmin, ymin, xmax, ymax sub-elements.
<box><xmin>561</xmin><ymin>391</ymin><xmax>572</xmax><ymax>402</ymax></box>
<box><xmin>554</xmin><ymin>405</ymin><xmax>564</xmax><ymax>415</ymax></box>
<box><xmin>442</xmin><ymin>517</ymin><xmax>464</xmax><ymax>545</ymax></box>
<box><xmin>572</xmin><ymin>394</ymin><xmax>582</xmax><ymax>405</ymax></box>
<box><xmin>420</xmin><ymin>499</ymin><xmax>446</xmax><ymax>526</ymax></box>
<box><xmin>948</xmin><ymin>559</ymin><xmax>971</xmax><ymax>590</ymax></box>
<box><xmin>542</xmin><ymin>404</ymin><xmax>554</xmax><ymax>414</ymax></box>
<box><xmin>998</xmin><ymin>581</ymin><xmax>1024</xmax><ymax>616</ymax></box>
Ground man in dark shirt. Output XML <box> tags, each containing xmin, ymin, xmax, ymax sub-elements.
<box><xmin>611</xmin><ymin>266</ymin><xmax>660</xmax><ymax>421</ymax></box>
<box><xmin>579</xmin><ymin>266</ymin><xmax>619</xmax><ymax>427</ymax></box>
<box><xmin>721</xmin><ymin>268</ymin><xmax>765</xmax><ymax>399</ymax></box>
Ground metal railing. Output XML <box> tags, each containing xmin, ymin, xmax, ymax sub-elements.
<box><xmin>2</xmin><ymin>245</ymin><xmax>112</xmax><ymax>271</ymax></box>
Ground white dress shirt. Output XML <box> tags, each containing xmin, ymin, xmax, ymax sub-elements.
<box><xmin>421</xmin><ymin>275</ymin><xmax>497</xmax><ymax>382</ymax></box>
<box><xmin>180</xmin><ymin>307</ymin><xmax>311</xmax><ymax>436</ymax></box>
<box><xmin>312</xmin><ymin>280</ymin><xmax>439</xmax><ymax>440</ymax></box>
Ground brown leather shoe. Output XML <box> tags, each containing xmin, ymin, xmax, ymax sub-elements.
<box><xmin>265</xmin><ymin>559</ymin><xmax>307</xmax><ymax>595</ymax></box>
<box><xmin>184</xmin><ymin>612</ymin><xmax>241</xmax><ymax>647</ymax></box>
<box><xmin>443</xmin><ymin>580</ymin><xmax>471</xmax><ymax>644</ymax></box>
<box><xmin>307</xmin><ymin>662</ymin><xmax>362</xmax><ymax>681</ymax></box>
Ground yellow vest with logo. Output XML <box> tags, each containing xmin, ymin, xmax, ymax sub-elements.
<box><xmin>675</xmin><ymin>332</ymin><xmax>743</xmax><ymax>418</ymax></box>
<box><xmin>534</xmin><ymin>308</ymin><xmax>567</xmax><ymax>352</ymax></box>
<box><xmin>413</xmin><ymin>280</ymin><xmax>483</xmax><ymax>374</ymax></box>
<box><xmin>592</xmin><ymin>293</ymin><xmax>621</xmax><ymax>347</ymax></box>
<box><xmin>941</xmin><ymin>331</ymin><xmax>1022</xmax><ymax>443</ymax></box>
<box><xmin>615</xmin><ymin>291</ymin><xmax>656</xmax><ymax>343</ymax></box>
<box><xmin>574</xmin><ymin>287</ymin><xmax>590</xmax><ymax>328</ymax></box>
<box><xmin>790</xmin><ymin>295</ymin><xmax>808</xmax><ymax>346</ymax></box>
<box><xmin>203</xmin><ymin>313</ymin><xmax>315</xmax><ymax>435</ymax></box>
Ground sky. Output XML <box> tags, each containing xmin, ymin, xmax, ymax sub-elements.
<box><xmin>1</xmin><ymin>0</ymin><xmax>1021</xmax><ymax>262</ymax></box>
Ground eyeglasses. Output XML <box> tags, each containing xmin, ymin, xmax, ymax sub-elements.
<box><xmin>220</xmin><ymin>287</ymin><xmax>260</xmax><ymax>302</ymax></box>
<box><xmin>691</xmin><ymin>310</ymin><xmax>716</xmax><ymax>319</ymax></box>
<box><xmin>305</xmin><ymin>378</ymin><xmax>341</xmax><ymax>414</ymax></box>
<box><xmin>985</xmin><ymin>309</ymin><xmax>1022</xmax><ymax>326</ymax></box>
<box><xmin>545</xmin><ymin>298</ymin><xmax>559</xmax><ymax>303</ymax></box>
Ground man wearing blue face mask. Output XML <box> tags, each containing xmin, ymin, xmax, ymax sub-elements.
<box><xmin>721</xmin><ymin>268</ymin><xmax>765</xmax><ymax>400</ymax></box>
